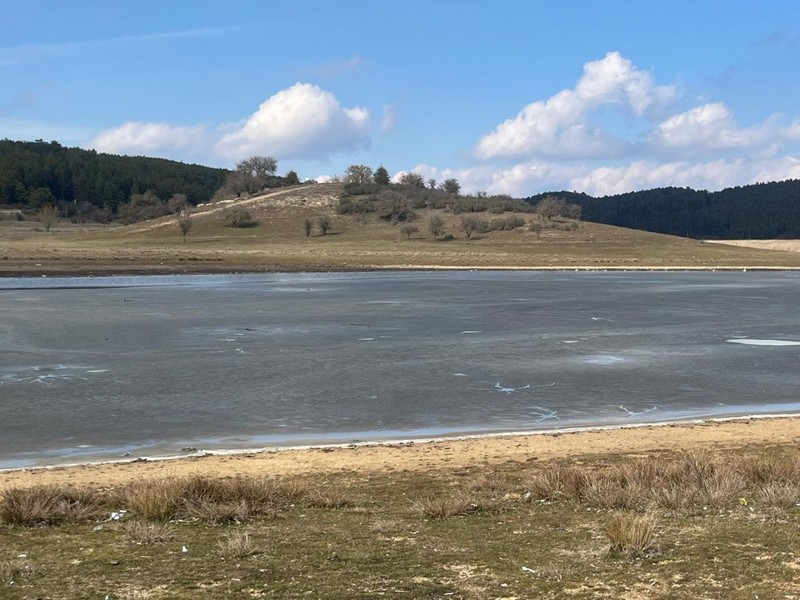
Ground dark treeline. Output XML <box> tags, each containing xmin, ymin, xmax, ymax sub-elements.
<box><xmin>0</xmin><ymin>139</ymin><xmax>229</xmax><ymax>213</ymax></box>
<box><xmin>526</xmin><ymin>180</ymin><xmax>800</xmax><ymax>239</ymax></box>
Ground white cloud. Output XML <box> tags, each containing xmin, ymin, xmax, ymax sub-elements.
<box><xmin>568</xmin><ymin>157</ymin><xmax>800</xmax><ymax>197</ymax></box>
<box><xmin>86</xmin><ymin>83</ymin><xmax>371</xmax><ymax>163</ymax></box>
<box><xmin>215</xmin><ymin>83</ymin><xmax>370</xmax><ymax>160</ymax></box>
<box><xmin>400</xmin><ymin>156</ymin><xmax>800</xmax><ymax>199</ymax></box>
<box><xmin>89</xmin><ymin>122</ymin><xmax>209</xmax><ymax>156</ymax></box>
<box><xmin>380</xmin><ymin>105</ymin><xmax>397</xmax><ymax>135</ymax></box>
<box><xmin>475</xmin><ymin>51</ymin><xmax>675</xmax><ymax>160</ymax></box>
<box><xmin>650</xmin><ymin>103</ymin><xmax>792</xmax><ymax>154</ymax></box>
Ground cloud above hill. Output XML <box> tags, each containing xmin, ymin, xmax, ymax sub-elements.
<box><xmin>87</xmin><ymin>83</ymin><xmax>371</xmax><ymax>163</ymax></box>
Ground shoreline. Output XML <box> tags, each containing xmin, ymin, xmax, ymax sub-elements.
<box><xmin>2</xmin><ymin>263</ymin><xmax>800</xmax><ymax>279</ymax></box>
<box><xmin>3</xmin><ymin>413</ymin><xmax>798</xmax><ymax>489</ymax></box>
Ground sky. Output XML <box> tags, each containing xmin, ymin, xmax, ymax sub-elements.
<box><xmin>2</xmin><ymin>0</ymin><xmax>800</xmax><ymax>197</ymax></box>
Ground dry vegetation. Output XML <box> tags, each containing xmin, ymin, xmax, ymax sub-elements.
<box><xmin>2</xmin><ymin>448</ymin><xmax>799</xmax><ymax>598</ymax></box>
<box><xmin>3</xmin><ymin>183</ymin><xmax>800</xmax><ymax>275</ymax></box>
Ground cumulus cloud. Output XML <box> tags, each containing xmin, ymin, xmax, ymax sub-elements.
<box><xmin>215</xmin><ymin>83</ymin><xmax>370</xmax><ymax>160</ymax></box>
<box><xmin>86</xmin><ymin>83</ymin><xmax>371</xmax><ymax>163</ymax></box>
<box><xmin>475</xmin><ymin>51</ymin><xmax>675</xmax><ymax>160</ymax></box>
<box><xmin>89</xmin><ymin>122</ymin><xmax>209</xmax><ymax>156</ymax></box>
<box><xmin>652</xmin><ymin>102</ymin><xmax>800</xmax><ymax>154</ymax></box>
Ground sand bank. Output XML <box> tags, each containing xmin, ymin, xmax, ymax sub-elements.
<box><xmin>2</xmin><ymin>416</ymin><xmax>798</xmax><ymax>489</ymax></box>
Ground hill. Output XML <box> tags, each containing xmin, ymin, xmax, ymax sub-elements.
<box><xmin>3</xmin><ymin>183</ymin><xmax>800</xmax><ymax>275</ymax></box>
<box><xmin>525</xmin><ymin>180</ymin><xmax>800</xmax><ymax>239</ymax></box>
<box><xmin>0</xmin><ymin>139</ymin><xmax>229</xmax><ymax>211</ymax></box>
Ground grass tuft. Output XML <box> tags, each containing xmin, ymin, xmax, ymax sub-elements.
<box><xmin>217</xmin><ymin>530</ymin><xmax>263</xmax><ymax>558</ymax></box>
<box><xmin>0</xmin><ymin>485</ymin><xmax>103</xmax><ymax>526</ymax></box>
<box><xmin>603</xmin><ymin>512</ymin><xmax>660</xmax><ymax>558</ymax></box>
<box><xmin>122</xmin><ymin>520</ymin><xmax>176</xmax><ymax>545</ymax></box>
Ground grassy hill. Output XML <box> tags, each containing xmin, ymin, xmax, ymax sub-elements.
<box><xmin>3</xmin><ymin>183</ymin><xmax>800</xmax><ymax>275</ymax></box>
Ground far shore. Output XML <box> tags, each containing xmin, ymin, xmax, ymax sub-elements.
<box><xmin>2</xmin><ymin>262</ymin><xmax>800</xmax><ymax>278</ymax></box>
<box><xmin>2</xmin><ymin>415</ymin><xmax>798</xmax><ymax>490</ymax></box>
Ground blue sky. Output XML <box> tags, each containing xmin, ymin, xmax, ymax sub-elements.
<box><xmin>2</xmin><ymin>0</ymin><xmax>800</xmax><ymax>196</ymax></box>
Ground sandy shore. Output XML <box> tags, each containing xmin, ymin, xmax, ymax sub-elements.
<box><xmin>2</xmin><ymin>416</ymin><xmax>798</xmax><ymax>489</ymax></box>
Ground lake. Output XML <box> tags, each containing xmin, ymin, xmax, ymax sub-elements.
<box><xmin>1</xmin><ymin>270</ymin><xmax>799</xmax><ymax>468</ymax></box>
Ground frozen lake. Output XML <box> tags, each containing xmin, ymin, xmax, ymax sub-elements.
<box><xmin>1</xmin><ymin>270</ymin><xmax>799</xmax><ymax>468</ymax></box>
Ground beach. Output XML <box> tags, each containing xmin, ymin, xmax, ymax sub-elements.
<box><xmin>3</xmin><ymin>415</ymin><xmax>798</xmax><ymax>490</ymax></box>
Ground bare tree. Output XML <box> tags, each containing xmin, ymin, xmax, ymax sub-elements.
<box><xmin>428</xmin><ymin>214</ymin><xmax>446</xmax><ymax>239</ymax></box>
<box><xmin>167</xmin><ymin>193</ymin><xmax>188</xmax><ymax>214</ymax></box>
<box><xmin>533</xmin><ymin>196</ymin><xmax>580</xmax><ymax>221</ymax></box>
<box><xmin>460</xmin><ymin>215</ymin><xmax>479</xmax><ymax>239</ymax></box>
<box><xmin>427</xmin><ymin>178</ymin><xmax>437</xmax><ymax>190</ymax></box>
<box><xmin>177</xmin><ymin>208</ymin><xmax>192</xmax><ymax>243</ymax></box>
<box><xmin>345</xmin><ymin>164</ymin><xmax>373</xmax><ymax>185</ymax></box>
<box><xmin>398</xmin><ymin>172</ymin><xmax>426</xmax><ymax>188</ymax></box>
<box><xmin>400</xmin><ymin>224</ymin><xmax>418</xmax><ymax>239</ymax></box>
<box><xmin>303</xmin><ymin>218</ymin><xmax>313</xmax><ymax>237</ymax></box>
<box><xmin>38</xmin><ymin>204</ymin><xmax>58</xmax><ymax>232</ymax></box>
<box><xmin>318</xmin><ymin>214</ymin><xmax>331</xmax><ymax>235</ymax></box>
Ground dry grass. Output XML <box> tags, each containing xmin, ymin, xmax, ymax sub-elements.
<box><xmin>520</xmin><ymin>451</ymin><xmax>793</xmax><ymax>514</ymax></box>
<box><xmin>4</xmin><ymin>183</ymin><xmax>800</xmax><ymax>275</ymax></box>
<box><xmin>0</xmin><ymin>557</ymin><xmax>43</xmax><ymax>584</ymax></box>
<box><xmin>119</xmin><ymin>478</ymin><xmax>183</xmax><ymax>521</ymax></box>
<box><xmin>0</xmin><ymin>485</ymin><xmax>103</xmax><ymax>526</ymax></box>
<box><xmin>412</xmin><ymin>492</ymin><xmax>502</xmax><ymax>519</ymax></box>
<box><xmin>1</xmin><ymin>447</ymin><xmax>799</xmax><ymax>598</ymax></box>
<box><xmin>217</xmin><ymin>530</ymin><xmax>262</xmax><ymax>558</ymax></box>
<box><xmin>122</xmin><ymin>520</ymin><xmax>176</xmax><ymax>545</ymax></box>
<box><xmin>603</xmin><ymin>512</ymin><xmax>660</xmax><ymax>558</ymax></box>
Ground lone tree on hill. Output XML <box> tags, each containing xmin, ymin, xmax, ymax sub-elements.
<box><xmin>177</xmin><ymin>208</ymin><xmax>192</xmax><ymax>243</ymax></box>
<box><xmin>224</xmin><ymin>156</ymin><xmax>278</xmax><ymax>196</ymax></box>
<box><xmin>285</xmin><ymin>170</ymin><xmax>300</xmax><ymax>185</ymax></box>
<box><xmin>38</xmin><ymin>204</ymin><xmax>58</xmax><ymax>232</ymax></box>
<box><xmin>303</xmin><ymin>218</ymin><xmax>312</xmax><ymax>237</ymax></box>
<box><xmin>345</xmin><ymin>164</ymin><xmax>373</xmax><ymax>185</ymax></box>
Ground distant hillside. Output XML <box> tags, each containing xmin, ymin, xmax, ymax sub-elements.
<box><xmin>526</xmin><ymin>180</ymin><xmax>800</xmax><ymax>239</ymax></box>
<box><xmin>0</xmin><ymin>139</ymin><xmax>229</xmax><ymax>210</ymax></box>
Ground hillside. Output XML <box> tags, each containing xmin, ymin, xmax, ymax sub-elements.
<box><xmin>3</xmin><ymin>183</ymin><xmax>800</xmax><ymax>275</ymax></box>
<box><xmin>526</xmin><ymin>179</ymin><xmax>800</xmax><ymax>239</ymax></box>
<box><xmin>0</xmin><ymin>139</ymin><xmax>229</xmax><ymax>210</ymax></box>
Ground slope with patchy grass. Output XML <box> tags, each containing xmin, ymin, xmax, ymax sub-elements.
<box><xmin>3</xmin><ymin>183</ymin><xmax>800</xmax><ymax>274</ymax></box>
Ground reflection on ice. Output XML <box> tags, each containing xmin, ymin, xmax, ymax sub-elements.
<box><xmin>726</xmin><ymin>339</ymin><xmax>800</xmax><ymax>347</ymax></box>
<box><xmin>0</xmin><ymin>364</ymin><xmax>107</xmax><ymax>386</ymax></box>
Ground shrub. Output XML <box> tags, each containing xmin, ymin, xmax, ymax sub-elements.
<box><xmin>225</xmin><ymin>207</ymin><xmax>258</xmax><ymax>228</ymax></box>
<box><xmin>400</xmin><ymin>224</ymin><xmax>418</xmax><ymax>239</ymax></box>
<box><xmin>318</xmin><ymin>215</ymin><xmax>331</xmax><ymax>235</ymax></box>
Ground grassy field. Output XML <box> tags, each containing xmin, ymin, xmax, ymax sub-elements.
<box><xmin>1</xmin><ymin>446</ymin><xmax>799</xmax><ymax>599</ymax></box>
<box><xmin>3</xmin><ymin>183</ymin><xmax>800</xmax><ymax>274</ymax></box>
